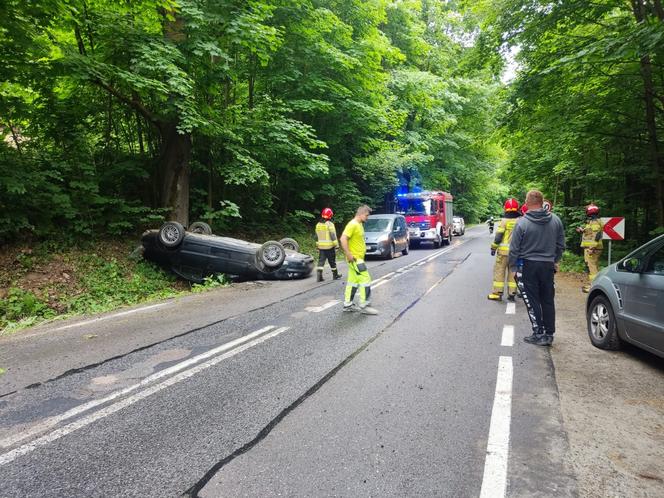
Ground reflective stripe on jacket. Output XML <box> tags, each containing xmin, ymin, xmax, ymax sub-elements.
<box><xmin>316</xmin><ymin>221</ymin><xmax>338</xmax><ymax>249</ymax></box>
<box><xmin>491</xmin><ymin>218</ymin><xmax>518</xmax><ymax>255</ymax></box>
<box><xmin>580</xmin><ymin>219</ymin><xmax>603</xmax><ymax>249</ymax></box>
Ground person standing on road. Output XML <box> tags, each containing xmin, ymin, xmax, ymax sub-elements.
<box><xmin>488</xmin><ymin>198</ymin><xmax>520</xmax><ymax>302</ymax></box>
<box><xmin>339</xmin><ymin>205</ymin><xmax>379</xmax><ymax>315</ymax></box>
<box><xmin>509</xmin><ymin>190</ymin><xmax>565</xmax><ymax>347</ymax></box>
<box><xmin>577</xmin><ymin>204</ymin><xmax>603</xmax><ymax>293</ymax></box>
<box><xmin>315</xmin><ymin>208</ymin><xmax>342</xmax><ymax>282</ymax></box>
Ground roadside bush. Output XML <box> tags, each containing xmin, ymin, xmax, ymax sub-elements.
<box><xmin>0</xmin><ymin>287</ymin><xmax>55</xmax><ymax>329</ymax></box>
<box><xmin>560</xmin><ymin>251</ymin><xmax>586</xmax><ymax>273</ymax></box>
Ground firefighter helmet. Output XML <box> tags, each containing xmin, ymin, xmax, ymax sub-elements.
<box><xmin>321</xmin><ymin>208</ymin><xmax>334</xmax><ymax>220</ymax></box>
<box><xmin>504</xmin><ymin>198</ymin><xmax>519</xmax><ymax>212</ymax></box>
<box><xmin>586</xmin><ymin>204</ymin><xmax>599</xmax><ymax>216</ymax></box>
<box><xmin>520</xmin><ymin>204</ymin><xmax>529</xmax><ymax>215</ymax></box>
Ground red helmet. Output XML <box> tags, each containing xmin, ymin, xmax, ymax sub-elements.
<box><xmin>520</xmin><ymin>204</ymin><xmax>529</xmax><ymax>215</ymax></box>
<box><xmin>321</xmin><ymin>208</ymin><xmax>334</xmax><ymax>220</ymax></box>
<box><xmin>504</xmin><ymin>198</ymin><xmax>519</xmax><ymax>212</ymax></box>
<box><xmin>586</xmin><ymin>204</ymin><xmax>599</xmax><ymax>216</ymax></box>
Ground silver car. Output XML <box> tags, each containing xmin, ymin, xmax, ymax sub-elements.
<box><xmin>452</xmin><ymin>216</ymin><xmax>465</xmax><ymax>236</ymax></box>
<box><xmin>586</xmin><ymin>234</ymin><xmax>664</xmax><ymax>358</ymax></box>
<box><xmin>364</xmin><ymin>214</ymin><xmax>410</xmax><ymax>259</ymax></box>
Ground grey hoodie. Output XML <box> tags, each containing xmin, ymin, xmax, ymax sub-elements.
<box><xmin>509</xmin><ymin>209</ymin><xmax>565</xmax><ymax>266</ymax></box>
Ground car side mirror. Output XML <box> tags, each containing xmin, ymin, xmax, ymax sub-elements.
<box><xmin>622</xmin><ymin>258</ymin><xmax>641</xmax><ymax>273</ymax></box>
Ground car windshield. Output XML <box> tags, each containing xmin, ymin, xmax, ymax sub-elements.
<box><xmin>453</xmin><ymin>217</ymin><xmax>462</xmax><ymax>223</ymax></box>
<box><xmin>364</xmin><ymin>218</ymin><xmax>391</xmax><ymax>232</ymax></box>
<box><xmin>397</xmin><ymin>198</ymin><xmax>432</xmax><ymax>215</ymax></box>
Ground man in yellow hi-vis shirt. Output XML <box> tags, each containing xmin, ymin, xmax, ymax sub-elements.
<box><xmin>340</xmin><ymin>205</ymin><xmax>378</xmax><ymax>315</ymax></box>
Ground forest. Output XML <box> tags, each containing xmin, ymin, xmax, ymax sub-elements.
<box><xmin>3</xmin><ymin>0</ymin><xmax>662</xmax><ymax>245</ymax></box>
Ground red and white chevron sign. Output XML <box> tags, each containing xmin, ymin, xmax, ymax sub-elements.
<box><xmin>601</xmin><ymin>217</ymin><xmax>625</xmax><ymax>240</ymax></box>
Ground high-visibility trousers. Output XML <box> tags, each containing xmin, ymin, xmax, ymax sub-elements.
<box><xmin>492</xmin><ymin>253</ymin><xmax>517</xmax><ymax>295</ymax></box>
<box><xmin>344</xmin><ymin>260</ymin><xmax>372</xmax><ymax>307</ymax></box>
<box><xmin>584</xmin><ymin>248</ymin><xmax>602</xmax><ymax>285</ymax></box>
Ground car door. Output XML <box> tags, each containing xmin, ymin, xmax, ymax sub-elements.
<box><xmin>395</xmin><ymin>217</ymin><xmax>406</xmax><ymax>250</ymax></box>
<box><xmin>621</xmin><ymin>241</ymin><xmax>664</xmax><ymax>352</ymax></box>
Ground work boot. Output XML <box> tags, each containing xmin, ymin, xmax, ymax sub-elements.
<box><xmin>360</xmin><ymin>306</ymin><xmax>379</xmax><ymax>315</ymax></box>
<box><xmin>523</xmin><ymin>332</ymin><xmax>543</xmax><ymax>344</ymax></box>
<box><xmin>332</xmin><ymin>269</ymin><xmax>342</xmax><ymax>280</ymax></box>
<box><xmin>487</xmin><ymin>293</ymin><xmax>502</xmax><ymax>301</ymax></box>
<box><xmin>317</xmin><ymin>270</ymin><xmax>324</xmax><ymax>282</ymax></box>
<box><xmin>507</xmin><ymin>294</ymin><xmax>516</xmax><ymax>302</ymax></box>
<box><xmin>343</xmin><ymin>303</ymin><xmax>360</xmax><ymax>312</ymax></box>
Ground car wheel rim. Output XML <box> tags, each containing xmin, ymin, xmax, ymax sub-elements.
<box><xmin>590</xmin><ymin>303</ymin><xmax>610</xmax><ymax>340</ymax></box>
<box><xmin>264</xmin><ymin>246</ymin><xmax>282</xmax><ymax>263</ymax></box>
<box><xmin>163</xmin><ymin>226</ymin><xmax>180</xmax><ymax>243</ymax></box>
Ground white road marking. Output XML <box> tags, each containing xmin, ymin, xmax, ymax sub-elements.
<box><xmin>0</xmin><ymin>326</ymin><xmax>290</xmax><ymax>466</ymax></box>
<box><xmin>373</xmin><ymin>280</ymin><xmax>388</xmax><ymax>289</ymax></box>
<box><xmin>305</xmin><ymin>300</ymin><xmax>340</xmax><ymax>313</ymax></box>
<box><xmin>505</xmin><ymin>302</ymin><xmax>515</xmax><ymax>315</ymax></box>
<box><xmin>501</xmin><ymin>325</ymin><xmax>514</xmax><ymax>347</ymax></box>
<box><xmin>479</xmin><ymin>356</ymin><xmax>513</xmax><ymax>498</ymax></box>
<box><xmin>0</xmin><ymin>325</ymin><xmax>277</xmax><ymax>451</ymax></box>
<box><xmin>51</xmin><ymin>303</ymin><xmax>169</xmax><ymax>331</ymax></box>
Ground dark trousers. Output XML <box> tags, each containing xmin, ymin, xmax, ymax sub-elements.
<box><xmin>317</xmin><ymin>248</ymin><xmax>337</xmax><ymax>269</ymax></box>
<box><xmin>515</xmin><ymin>260</ymin><xmax>556</xmax><ymax>336</ymax></box>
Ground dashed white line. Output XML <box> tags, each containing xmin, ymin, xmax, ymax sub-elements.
<box><xmin>505</xmin><ymin>302</ymin><xmax>515</xmax><ymax>315</ymax></box>
<box><xmin>305</xmin><ymin>300</ymin><xmax>341</xmax><ymax>313</ymax></box>
<box><xmin>479</xmin><ymin>356</ymin><xmax>513</xmax><ymax>498</ymax></box>
<box><xmin>501</xmin><ymin>325</ymin><xmax>514</xmax><ymax>347</ymax></box>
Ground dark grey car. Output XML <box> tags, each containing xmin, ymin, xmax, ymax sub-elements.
<box><xmin>586</xmin><ymin>234</ymin><xmax>664</xmax><ymax>358</ymax></box>
<box><xmin>364</xmin><ymin>214</ymin><xmax>410</xmax><ymax>259</ymax></box>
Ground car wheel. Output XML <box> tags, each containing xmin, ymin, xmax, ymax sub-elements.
<box><xmin>258</xmin><ymin>240</ymin><xmax>286</xmax><ymax>269</ymax></box>
<box><xmin>189</xmin><ymin>221</ymin><xmax>212</xmax><ymax>235</ymax></box>
<box><xmin>159</xmin><ymin>222</ymin><xmax>185</xmax><ymax>248</ymax></box>
<box><xmin>387</xmin><ymin>242</ymin><xmax>395</xmax><ymax>260</ymax></box>
<box><xmin>587</xmin><ymin>295</ymin><xmax>622</xmax><ymax>350</ymax></box>
<box><xmin>279</xmin><ymin>237</ymin><xmax>300</xmax><ymax>252</ymax></box>
<box><xmin>402</xmin><ymin>242</ymin><xmax>409</xmax><ymax>256</ymax></box>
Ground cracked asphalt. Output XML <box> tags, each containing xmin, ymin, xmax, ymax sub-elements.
<box><xmin>0</xmin><ymin>227</ymin><xmax>576</xmax><ymax>497</ymax></box>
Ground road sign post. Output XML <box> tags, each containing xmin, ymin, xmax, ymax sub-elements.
<box><xmin>601</xmin><ymin>217</ymin><xmax>625</xmax><ymax>265</ymax></box>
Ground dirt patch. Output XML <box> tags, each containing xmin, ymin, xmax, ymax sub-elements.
<box><xmin>553</xmin><ymin>272</ymin><xmax>664</xmax><ymax>497</ymax></box>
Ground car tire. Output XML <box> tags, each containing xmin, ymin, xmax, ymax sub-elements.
<box><xmin>387</xmin><ymin>242</ymin><xmax>395</xmax><ymax>260</ymax></box>
<box><xmin>159</xmin><ymin>222</ymin><xmax>185</xmax><ymax>248</ymax></box>
<box><xmin>258</xmin><ymin>240</ymin><xmax>286</xmax><ymax>269</ymax></box>
<box><xmin>587</xmin><ymin>295</ymin><xmax>622</xmax><ymax>350</ymax></box>
<box><xmin>189</xmin><ymin>221</ymin><xmax>212</xmax><ymax>235</ymax></box>
<box><xmin>279</xmin><ymin>237</ymin><xmax>300</xmax><ymax>252</ymax></box>
<box><xmin>402</xmin><ymin>242</ymin><xmax>409</xmax><ymax>256</ymax></box>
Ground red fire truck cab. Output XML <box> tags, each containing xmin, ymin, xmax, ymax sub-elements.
<box><xmin>396</xmin><ymin>191</ymin><xmax>454</xmax><ymax>248</ymax></box>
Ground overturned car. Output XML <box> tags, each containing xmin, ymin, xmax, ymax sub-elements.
<box><xmin>141</xmin><ymin>222</ymin><xmax>314</xmax><ymax>282</ymax></box>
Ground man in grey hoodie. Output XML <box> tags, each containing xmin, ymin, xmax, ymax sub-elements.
<box><xmin>509</xmin><ymin>190</ymin><xmax>566</xmax><ymax>346</ymax></box>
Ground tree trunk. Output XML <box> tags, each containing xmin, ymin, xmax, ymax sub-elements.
<box><xmin>632</xmin><ymin>0</ymin><xmax>664</xmax><ymax>227</ymax></box>
<box><xmin>159</xmin><ymin>124</ymin><xmax>192</xmax><ymax>226</ymax></box>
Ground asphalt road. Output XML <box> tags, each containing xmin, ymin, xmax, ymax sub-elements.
<box><xmin>0</xmin><ymin>227</ymin><xmax>576</xmax><ymax>497</ymax></box>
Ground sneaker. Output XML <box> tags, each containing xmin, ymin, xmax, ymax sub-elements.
<box><xmin>360</xmin><ymin>306</ymin><xmax>379</xmax><ymax>315</ymax></box>
<box><xmin>487</xmin><ymin>293</ymin><xmax>502</xmax><ymax>301</ymax></box>
<box><xmin>343</xmin><ymin>304</ymin><xmax>360</xmax><ymax>312</ymax></box>
<box><xmin>524</xmin><ymin>334</ymin><xmax>553</xmax><ymax>346</ymax></box>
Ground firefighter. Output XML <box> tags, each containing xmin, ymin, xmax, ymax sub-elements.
<box><xmin>488</xmin><ymin>198</ymin><xmax>520</xmax><ymax>301</ymax></box>
<box><xmin>577</xmin><ymin>204</ymin><xmax>603</xmax><ymax>293</ymax></box>
<box><xmin>487</xmin><ymin>216</ymin><xmax>495</xmax><ymax>233</ymax></box>
<box><xmin>315</xmin><ymin>208</ymin><xmax>342</xmax><ymax>282</ymax></box>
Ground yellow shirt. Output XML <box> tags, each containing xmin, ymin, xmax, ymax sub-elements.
<box><xmin>342</xmin><ymin>219</ymin><xmax>366</xmax><ymax>260</ymax></box>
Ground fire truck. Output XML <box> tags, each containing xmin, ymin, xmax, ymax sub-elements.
<box><xmin>396</xmin><ymin>191</ymin><xmax>454</xmax><ymax>248</ymax></box>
